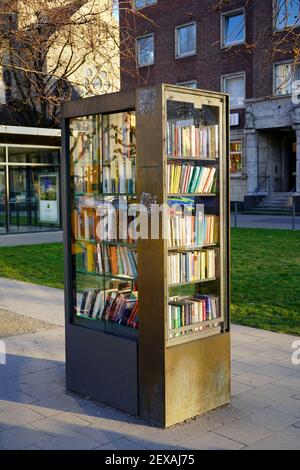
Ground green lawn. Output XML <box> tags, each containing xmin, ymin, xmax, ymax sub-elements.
<box><xmin>0</xmin><ymin>228</ymin><xmax>299</xmax><ymax>335</ymax></box>
<box><xmin>231</xmin><ymin>228</ymin><xmax>300</xmax><ymax>336</ymax></box>
<box><xmin>0</xmin><ymin>243</ymin><xmax>64</xmax><ymax>290</ymax></box>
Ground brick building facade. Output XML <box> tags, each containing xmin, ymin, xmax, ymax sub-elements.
<box><xmin>119</xmin><ymin>0</ymin><xmax>300</xmax><ymax>211</ymax></box>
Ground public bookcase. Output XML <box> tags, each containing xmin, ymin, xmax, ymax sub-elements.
<box><xmin>61</xmin><ymin>84</ymin><xmax>230</xmax><ymax>428</ymax></box>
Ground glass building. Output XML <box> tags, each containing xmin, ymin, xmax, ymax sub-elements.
<box><xmin>0</xmin><ymin>128</ymin><xmax>61</xmax><ymax>234</ymax></box>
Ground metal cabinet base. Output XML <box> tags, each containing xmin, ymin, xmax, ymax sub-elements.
<box><xmin>164</xmin><ymin>332</ymin><xmax>231</xmax><ymax>428</ymax></box>
<box><xmin>65</xmin><ymin>324</ymin><xmax>138</xmax><ymax>416</ymax></box>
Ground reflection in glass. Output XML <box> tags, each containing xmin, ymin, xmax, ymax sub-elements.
<box><xmin>177</xmin><ymin>23</ymin><xmax>196</xmax><ymax>56</ymax></box>
<box><xmin>8</xmin><ymin>147</ymin><xmax>59</xmax><ymax>164</ymax></box>
<box><xmin>0</xmin><ymin>168</ymin><xmax>5</xmax><ymax>233</ymax></box>
<box><xmin>137</xmin><ymin>35</ymin><xmax>154</xmax><ymax>66</ymax></box>
<box><xmin>224</xmin><ymin>12</ymin><xmax>245</xmax><ymax>46</ymax></box>
<box><xmin>8</xmin><ymin>167</ymin><xmax>60</xmax><ymax>232</ymax></box>
<box><xmin>70</xmin><ymin>111</ymin><xmax>138</xmax><ymax>335</ymax></box>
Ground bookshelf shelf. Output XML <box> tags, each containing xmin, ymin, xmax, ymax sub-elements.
<box><xmin>62</xmin><ymin>84</ymin><xmax>230</xmax><ymax>428</ymax></box>
<box><xmin>103</xmin><ymin>241</ymin><xmax>138</xmax><ymax>249</ymax></box>
<box><xmin>75</xmin><ymin>192</ymin><xmax>137</xmax><ymax>197</ymax></box>
<box><xmin>102</xmin><ymin>193</ymin><xmax>137</xmax><ymax>197</ymax></box>
<box><xmin>168</xmin><ymin>193</ymin><xmax>217</xmax><ymax>197</ymax></box>
<box><xmin>168</xmin><ymin>243</ymin><xmax>218</xmax><ymax>251</ymax></box>
<box><xmin>76</xmin><ymin>269</ymin><xmax>137</xmax><ymax>282</ymax></box>
<box><xmin>169</xmin><ymin>277</ymin><xmax>217</xmax><ymax>288</ymax></box>
<box><xmin>75</xmin><ymin>239</ymin><xmax>137</xmax><ymax>249</ymax></box>
<box><xmin>166</xmin><ymin>156</ymin><xmax>219</xmax><ymax>162</ymax></box>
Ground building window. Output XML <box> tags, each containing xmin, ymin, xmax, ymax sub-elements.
<box><xmin>175</xmin><ymin>22</ymin><xmax>197</xmax><ymax>58</ymax></box>
<box><xmin>135</xmin><ymin>0</ymin><xmax>157</xmax><ymax>8</ymax></box>
<box><xmin>177</xmin><ymin>80</ymin><xmax>198</xmax><ymax>88</ymax></box>
<box><xmin>0</xmin><ymin>66</ymin><xmax>6</xmax><ymax>104</ymax></box>
<box><xmin>230</xmin><ymin>141</ymin><xmax>243</xmax><ymax>175</ymax></box>
<box><xmin>274</xmin><ymin>62</ymin><xmax>300</xmax><ymax>95</ymax></box>
<box><xmin>0</xmin><ymin>80</ymin><xmax>5</xmax><ymax>105</ymax></box>
<box><xmin>274</xmin><ymin>0</ymin><xmax>300</xmax><ymax>30</ymax></box>
<box><xmin>82</xmin><ymin>66</ymin><xmax>111</xmax><ymax>97</ymax></box>
<box><xmin>137</xmin><ymin>34</ymin><xmax>155</xmax><ymax>67</ymax></box>
<box><xmin>222</xmin><ymin>10</ymin><xmax>246</xmax><ymax>47</ymax></box>
<box><xmin>222</xmin><ymin>73</ymin><xmax>246</xmax><ymax>108</ymax></box>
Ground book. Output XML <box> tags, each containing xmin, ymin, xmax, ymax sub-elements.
<box><xmin>167</xmin><ymin>164</ymin><xmax>217</xmax><ymax>194</ymax></box>
<box><xmin>72</xmin><ymin>199</ymin><xmax>138</xmax><ymax>244</ymax></box>
<box><xmin>76</xmin><ymin>242</ymin><xmax>104</xmax><ymax>274</ymax></box>
<box><xmin>104</xmin><ymin>245</ymin><xmax>138</xmax><ymax>278</ymax></box>
<box><xmin>166</xmin><ymin>121</ymin><xmax>219</xmax><ymax>159</ymax></box>
<box><xmin>168</xmin><ymin>207</ymin><xmax>219</xmax><ymax>248</ymax></box>
<box><xmin>72</xmin><ymin>207</ymin><xmax>99</xmax><ymax>241</ymax></box>
<box><xmin>168</xmin><ymin>249</ymin><xmax>218</xmax><ymax>285</ymax></box>
<box><xmin>78</xmin><ymin>286</ymin><xmax>139</xmax><ymax>329</ymax></box>
<box><xmin>168</xmin><ymin>295</ymin><xmax>220</xmax><ymax>338</ymax></box>
<box><xmin>102</xmin><ymin>157</ymin><xmax>135</xmax><ymax>195</ymax></box>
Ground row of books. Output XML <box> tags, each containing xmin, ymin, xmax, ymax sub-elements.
<box><xmin>104</xmin><ymin>245</ymin><xmax>137</xmax><ymax>278</ymax></box>
<box><xmin>73</xmin><ymin>208</ymin><xmax>219</xmax><ymax>249</ymax></box>
<box><xmin>169</xmin><ymin>212</ymin><xmax>219</xmax><ymax>248</ymax></box>
<box><xmin>103</xmin><ymin>157</ymin><xmax>136</xmax><ymax>194</ymax></box>
<box><xmin>166</xmin><ymin>123</ymin><xmax>219</xmax><ymax>159</ymax></box>
<box><xmin>76</xmin><ymin>242</ymin><xmax>137</xmax><ymax>278</ymax></box>
<box><xmin>78</xmin><ymin>287</ymin><xmax>138</xmax><ymax>328</ymax></box>
<box><xmin>167</xmin><ymin>164</ymin><xmax>217</xmax><ymax>194</ymax></box>
<box><xmin>73</xmin><ymin>207</ymin><xmax>99</xmax><ymax>241</ymax></box>
<box><xmin>72</xmin><ymin>202</ymin><xmax>136</xmax><ymax>243</ymax></box>
<box><xmin>168</xmin><ymin>249</ymin><xmax>217</xmax><ymax>285</ymax></box>
<box><xmin>168</xmin><ymin>295</ymin><xmax>220</xmax><ymax>335</ymax></box>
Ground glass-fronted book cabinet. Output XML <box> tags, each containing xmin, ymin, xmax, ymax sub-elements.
<box><xmin>62</xmin><ymin>85</ymin><xmax>230</xmax><ymax>427</ymax></box>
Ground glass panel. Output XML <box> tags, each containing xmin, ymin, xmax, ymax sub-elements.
<box><xmin>8</xmin><ymin>167</ymin><xmax>60</xmax><ymax>233</ymax></box>
<box><xmin>166</xmin><ymin>97</ymin><xmax>222</xmax><ymax>345</ymax></box>
<box><xmin>0</xmin><ymin>167</ymin><xmax>6</xmax><ymax>233</ymax></box>
<box><xmin>177</xmin><ymin>81</ymin><xmax>198</xmax><ymax>89</ymax></box>
<box><xmin>0</xmin><ymin>147</ymin><xmax>5</xmax><ymax>162</ymax></box>
<box><xmin>177</xmin><ymin>24</ymin><xmax>196</xmax><ymax>56</ymax></box>
<box><xmin>138</xmin><ymin>35</ymin><xmax>154</xmax><ymax>66</ymax></box>
<box><xmin>274</xmin><ymin>63</ymin><xmax>299</xmax><ymax>95</ymax></box>
<box><xmin>102</xmin><ymin>112</ymin><xmax>136</xmax><ymax>194</ymax></box>
<box><xmin>70</xmin><ymin>111</ymin><xmax>138</xmax><ymax>337</ymax></box>
<box><xmin>275</xmin><ymin>0</ymin><xmax>300</xmax><ymax>30</ymax></box>
<box><xmin>224</xmin><ymin>12</ymin><xmax>245</xmax><ymax>46</ymax></box>
<box><xmin>224</xmin><ymin>76</ymin><xmax>245</xmax><ymax>107</ymax></box>
<box><xmin>230</xmin><ymin>141</ymin><xmax>242</xmax><ymax>174</ymax></box>
<box><xmin>8</xmin><ymin>147</ymin><xmax>59</xmax><ymax>164</ymax></box>
<box><xmin>136</xmin><ymin>0</ymin><xmax>156</xmax><ymax>7</ymax></box>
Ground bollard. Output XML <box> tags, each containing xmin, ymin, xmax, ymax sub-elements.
<box><xmin>234</xmin><ymin>202</ymin><xmax>238</xmax><ymax>228</ymax></box>
<box><xmin>292</xmin><ymin>200</ymin><xmax>296</xmax><ymax>231</ymax></box>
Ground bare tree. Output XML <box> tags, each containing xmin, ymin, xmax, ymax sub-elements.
<box><xmin>0</xmin><ymin>0</ymin><xmax>141</xmax><ymax>126</ymax></box>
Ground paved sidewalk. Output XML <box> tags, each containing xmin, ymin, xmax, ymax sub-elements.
<box><xmin>0</xmin><ymin>278</ymin><xmax>64</xmax><ymax>327</ymax></box>
<box><xmin>231</xmin><ymin>213</ymin><xmax>300</xmax><ymax>230</ymax></box>
<box><xmin>0</xmin><ymin>278</ymin><xmax>300</xmax><ymax>450</ymax></box>
<box><xmin>0</xmin><ymin>231</ymin><xmax>63</xmax><ymax>247</ymax></box>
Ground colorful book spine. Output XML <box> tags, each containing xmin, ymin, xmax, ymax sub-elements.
<box><xmin>103</xmin><ymin>157</ymin><xmax>135</xmax><ymax>194</ymax></box>
<box><xmin>78</xmin><ymin>287</ymin><xmax>139</xmax><ymax>329</ymax></box>
<box><xmin>166</xmin><ymin>123</ymin><xmax>219</xmax><ymax>159</ymax></box>
<box><xmin>72</xmin><ymin>207</ymin><xmax>99</xmax><ymax>241</ymax></box>
<box><xmin>168</xmin><ymin>295</ymin><xmax>220</xmax><ymax>337</ymax></box>
<box><xmin>168</xmin><ymin>249</ymin><xmax>218</xmax><ymax>285</ymax></box>
<box><xmin>167</xmin><ymin>164</ymin><xmax>217</xmax><ymax>194</ymax></box>
<box><xmin>104</xmin><ymin>245</ymin><xmax>138</xmax><ymax>278</ymax></box>
<box><xmin>168</xmin><ymin>214</ymin><xmax>219</xmax><ymax>248</ymax></box>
